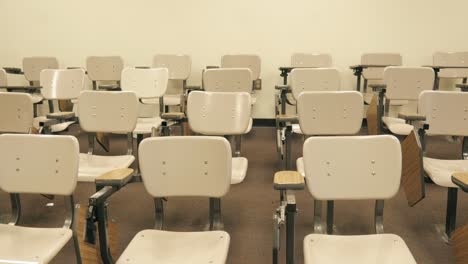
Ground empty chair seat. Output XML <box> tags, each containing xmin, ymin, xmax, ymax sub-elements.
<box><xmin>302</xmin><ymin>135</ymin><xmax>416</xmax><ymax>263</ymax></box>
<box><xmin>304</xmin><ymin>234</ymin><xmax>415</xmax><ymax>264</ymax></box>
<box><xmin>118</xmin><ymin>230</ymin><xmax>229</xmax><ymax>263</ymax></box>
<box><xmin>117</xmin><ymin>136</ymin><xmax>232</xmax><ymax>264</ymax></box>
<box><xmin>419</xmin><ymin>91</ymin><xmax>468</xmax><ymax>240</ymax></box>
<box><xmin>0</xmin><ymin>134</ymin><xmax>82</xmax><ymax>263</ymax></box>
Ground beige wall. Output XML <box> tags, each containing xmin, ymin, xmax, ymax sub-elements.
<box><xmin>1</xmin><ymin>0</ymin><xmax>467</xmax><ymax>118</ymax></box>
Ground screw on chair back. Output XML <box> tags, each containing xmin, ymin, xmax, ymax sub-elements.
<box><xmin>78</xmin><ymin>91</ymin><xmax>138</xmax><ymax>134</ymax></box>
<box><xmin>40</xmin><ymin>69</ymin><xmax>86</xmax><ymax>100</ymax></box>
<box><xmin>0</xmin><ymin>134</ymin><xmax>78</xmax><ymax>195</ymax></box>
<box><xmin>291</xmin><ymin>53</ymin><xmax>332</xmax><ymax>68</ymax></box>
<box><xmin>121</xmin><ymin>67</ymin><xmax>169</xmax><ymax>99</ymax></box>
<box><xmin>0</xmin><ymin>92</ymin><xmax>34</xmax><ymax>133</ymax></box>
<box><xmin>361</xmin><ymin>53</ymin><xmax>402</xmax><ymax>80</ymax></box>
<box><xmin>139</xmin><ymin>136</ymin><xmax>231</xmax><ymax>197</ymax></box>
<box><xmin>187</xmin><ymin>91</ymin><xmax>251</xmax><ymax>135</ymax></box>
<box><xmin>86</xmin><ymin>56</ymin><xmax>123</xmax><ymax>82</ymax></box>
<box><xmin>152</xmin><ymin>54</ymin><xmax>191</xmax><ymax>80</ymax></box>
<box><xmin>419</xmin><ymin>91</ymin><xmax>468</xmax><ymax>137</ymax></box>
<box><xmin>297</xmin><ymin>91</ymin><xmax>363</xmax><ymax>135</ymax></box>
<box><xmin>203</xmin><ymin>68</ymin><xmax>253</xmax><ymax>93</ymax></box>
<box><xmin>290</xmin><ymin>68</ymin><xmax>341</xmax><ymax>100</ymax></box>
<box><xmin>22</xmin><ymin>57</ymin><xmax>59</xmax><ymax>82</ymax></box>
<box><xmin>303</xmin><ymin>135</ymin><xmax>401</xmax><ymax>200</ymax></box>
<box><xmin>434</xmin><ymin>52</ymin><xmax>468</xmax><ymax>79</ymax></box>
<box><xmin>221</xmin><ymin>54</ymin><xmax>261</xmax><ymax>80</ymax></box>
<box><xmin>383</xmin><ymin>67</ymin><xmax>434</xmax><ymax>101</ymax></box>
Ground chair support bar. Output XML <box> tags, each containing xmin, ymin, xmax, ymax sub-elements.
<box><xmin>273</xmin><ymin>190</ymin><xmax>298</xmax><ymax>264</ymax></box>
<box><xmin>375</xmin><ymin>200</ymin><xmax>385</xmax><ymax>234</ymax></box>
<box><xmin>154</xmin><ymin>198</ymin><xmax>164</xmax><ymax>230</ymax></box>
<box><xmin>446</xmin><ymin>188</ymin><xmax>458</xmax><ymax>240</ymax></box>
<box><xmin>377</xmin><ymin>89</ymin><xmax>387</xmax><ymax>134</ymax></box>
<box><xmin>7</xmin><ymin>193</ymin><xmax>21</xmax><ymax>225</ymax></box>
<box><xmin>88</xmin><ymin>133</ymin><xmax>95</xmax><ymax>155</ymax></box>
<box><xmin>209</xmin><ymin>198</ymin><xmax>223</xmax><ymax>230</ymax></box>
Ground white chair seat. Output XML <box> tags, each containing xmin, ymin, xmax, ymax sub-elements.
<box><xmin>163</xmin><ymin>94</ymin><xmax>182</xmax><ymax>106</ymax></box>
<box><xmin>31</xmin><ymin>93</ymin><xmax>43</xmax><ymax>103</ymax></box>
<box><xmin>33</xmin><ymin>116</ymin><xmax>75</xmax><ymax>133</ymax></box>
<box><xmin>79</xmin><ymin>153</ymin><xmax>135</xmax><ymax>182</ymax></box>
<box><xmin>292</xmin><ymin>124</ymin><xmax>303</xmax><ymax>134</ymax></box>
<box><xmin>296</xmin><ymin>157</ymin><xmax>305</xmax><ymax>177</ymax></box>
<box><xmin>304</xmin><ymin>234</ymin><xmax>416</xmax><ymax>264</ymax></box>
<box><xmin>423</xmin><ymin>157</ymin><xmax>468</xmax><ymax>188</ymax></box>
<box><xmin>232</xmin><ymin>157</ymin><xmax>248</xmax><ymax>184</ymax></box>
<box><xmin>382</xmin><ymin>116</ymin><xmax>413</xmax><ymax>136</ymax></box>
<box><xmin>117</xmin><ymin>229</ymin><xmax>230</xmax><ymax>264</ymax></box>
<box><xmin>0</xmin><ymin>224</ymin><xmax>72</xmax><ymax>263</ymax></box>
<box><xmin>133</xmin><ymin>117</ymin><xmax>163</xmax><ymax>135</ymax></box>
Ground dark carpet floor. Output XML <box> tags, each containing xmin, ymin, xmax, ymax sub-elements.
<box><xmin>1</xmin><ymin>125</ymin><xmax>467</xmax><ymax>264</ymax></box>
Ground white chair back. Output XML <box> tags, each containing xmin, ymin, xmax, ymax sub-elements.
<box><xmin>152</xmin><ymin>54</ymin><xmax>191</xmax><ymax>80</ymax></box>
<box><xmin>78</xmin><ymin>91</ymin><xmax>138</xmax><ymax>133</ymax></box>
<box><xmin>40</xmin><ymin>69</ymin><xmax>86</xmax><ymax>100</ymax></box>
<box><xmin>0</xmin><ymin>93</ymin><xmax>34</xmax><ymax>133</ymax></box>
<box><xmin>361</xmin><ymin>53</ymin><xmax>402</xmax><ymax>80</ymax></box>
<box><xmin>290</xmin><ymin>68</ymin><xmax>341</xmax><ymax>99</ymax></box>
<box><xmin>291</xmin><ymin>53</ymin><xmax>332</xmax><ymax>68</ymax></box>
<box><xmin>121</xmin><ymin>67</ymin><xmax>169</xmax><ymax>99</ymax></box>
<box><xmin>383</xmin><ymin>67</ymin><xmax>434</xmax><ymax>100</ymax></box>
<box><xmin>86</xmin><ymin>56</ymin><xmax>123</xmax><ymax>81</ymax></box>
<box><xmin>139</xmin><ymin>136</ymin><xmax>231</xmax><ymax>197</ymax></box>
<box><xmin>433</xmin><ymin>52</ymin><xmax>468</xmax><ymax>78</ymax></box>
<box><xmin>22</xmin><ymin>57</ymin><xmax>59</xmax><ymax>82</ymax></box>
<box><xmin>187</xmin><ymin>91</ymin><xmax>251</xmax><ymax>136</ymax></box>
<box><xmin>203</xmin><ymin>68</ymin><xmax>252</xmax><ymax>93</ymax></box>
<box><xmin>419</xmin><ymin>91</ymin><xmax>468</xmax><ymax>136</ymax></box>
<box><xmin>221</xmin><ymin>54</ymin><xmax>261</xmax><ymax>80</ymax></box>
<box><xmin>303</xmin><ymin>135</ymin><xmax>401</xmax><ymax>200</ymax></box>
<box><xmin>0</xmin><ymin>134</ymin><xmax>78</xmax><ymax>195</ymax></box>
<box><xmin>297</xmin><ymin>91</ymin><xmax>363</xmax><ymax>135</ymax></box>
